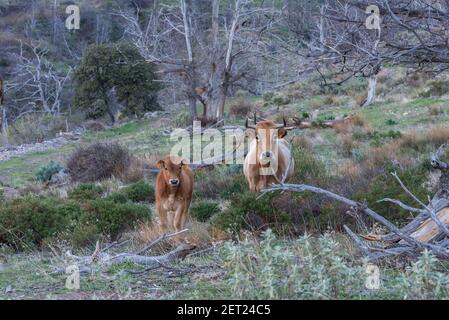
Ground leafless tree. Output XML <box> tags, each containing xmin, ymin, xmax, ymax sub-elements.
<box><xmin>10</xmin><ymin>41</ymin><xmax>72</xmax><ymax>118</ymax></box>
<box><xmin>317</xmin><ymin>0</ymin><xmax>449</xmax><ymax>105</ymax></box>
<box><xmin>116</xmin><ymin>0</ymin><xmax>285</xmax><ymax>124</ymax></box>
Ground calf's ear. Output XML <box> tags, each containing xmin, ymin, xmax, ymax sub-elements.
<box><xmin>278</xmin><ymin>128</ymin><xmax>287</xmax><ymax>138</ymax></box>
<box><xmin>156</xmin><ymin>160</ymin><xmax>165</xmax><ymax>169</ymax></box>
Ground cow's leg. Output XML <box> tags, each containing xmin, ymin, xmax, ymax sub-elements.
<box><xmin>173</xmin><ymin>204</ymin><xmax>187</xmax><ymax>242</ymax></box>
<box><xmin>248</xmin><ymin>176</ymin><xmax>259</xmax><ymax>193</ymax></box>
<box><xmin>156</xmin><ymin>201</ymin><xmax>168</xmax><ymax>233</ymax></box>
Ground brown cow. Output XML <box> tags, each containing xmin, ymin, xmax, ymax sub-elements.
<box><xmin>244</xmin><ymin>117</ymin><xmax>295</xmax><ymax>192</ymax></box>
<box><xmin>155</xmin><ymin>156</ymin><xmax>194</xmax><ymax>237</ymax></box>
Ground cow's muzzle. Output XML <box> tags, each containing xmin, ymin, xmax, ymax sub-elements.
<box><xmin>169</xmin><ymin>179</ymin><xmax>180</xmax><ymax>186</ymax></box>
<box><xmin>260</xmin><ymin>151</ymin><xmax>274</xmax><ymax>162</ymax></box>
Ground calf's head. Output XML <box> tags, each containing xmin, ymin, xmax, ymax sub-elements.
<box><xmin>157</xmin><ymin>157</ymin><xmax>186</xmax><ymax>187</ymax></box>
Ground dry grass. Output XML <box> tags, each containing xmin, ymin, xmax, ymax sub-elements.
<box><xmin>291</xmin><ymin>135</ymin><xmax>313</xmax><ymax>151</ymax></box>
<box><xmin>82</xmin><ymin>120</ymin><xmax>107</xmax><ymax>132</ymax></box>
<box><xmin>398</xmin><ymin>126</ymin><xmax>449</xmax><ymax>151</ymax></box>
<box><xmin>428</xmin><ymin>126</ymin><xmax>449</xmax><ymax>146</ymax></box>
<box><xmin>351</xmin><ymin>113</ymin><xmax>366</xmax><ymax>127</ymax></box>
<box><xmin>428</xmin><ymin>105</ymin><xmax>444</xmax><ymax>116</ymax></box>
<box><xmin>120</xmin><ymin>156</ymin><xmax>145</xmax><ymax>183</ymax></box>
<box><xmin>229</xmin><ymin>99</ymin><xmax>255</xmax><ymax>118</ymax></box>
<box><xmin>143</xmin><ymin>152</ymin><xmax>165</xmax><ymax>168</ymax></box>
<box><xmin>337</xmin><ymin>160</ymin><xmax>362</xmax><ymax>180</ymax></box>
<box><xmin>337</xmin><ymin>134</ymin><xmax>358</xmax><ymax>157</ymax></box>
<box><xmin>354</xmin><ymin>94</ymin><xmax>366</xmax><ymax>106</ymax></box>
<box><xmin>334</xmin><ymin>114</ymin><xmax>367</xmax><ymax>135</ymax></box>
<box><xmin>134</xmin><ymin>220</ymin><xmax>217</xmax><ymax>247</ymax></box>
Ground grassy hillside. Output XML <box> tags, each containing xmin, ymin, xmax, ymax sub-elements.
<box><xmin>2</xmin><ymin>68</ymin><xmax>449</xmax><ymax>299</ymax></box>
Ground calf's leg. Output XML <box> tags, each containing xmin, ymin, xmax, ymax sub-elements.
<box><xmin>156</xmin><ymin>201</ymin><xmax>168</xmax><ymax>233</ymax></box>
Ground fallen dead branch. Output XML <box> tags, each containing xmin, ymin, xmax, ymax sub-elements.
<box><xmin>259</xmin><ymin>177</ymin><xmax>449</xmax><ymax>261</ymax></box>
<box><xmin>59</xmin><ymin>229</ymin><xmax>196</xmax><ymax>275</ymax></box>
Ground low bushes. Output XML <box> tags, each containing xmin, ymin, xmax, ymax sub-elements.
<box><xmin>121</xmin><ymin>180</ymin><xmax>154</xmax><ymax>202</ymax></box>
<box><xmin>68</xmin><ymin>183</ymin><xmax>103</xmax><ymax>201</ymax></box>
<box><xmin>82</xmin><ymin>198</ymin><xmax>150</xmax><ymax>239</ymax></box>
<box><xmin>193</xmin><ymin>167</ymin><xmax>247</xmax><ymax>200</ymax></box>
<box><xmin>190</xmin><ymin>200</ymin><xmax>221</xmax><ymax>222</ymax></box>
<box><xmin>0</xmin><ymin>196</ymin><xmax>81</xmax><ymax>251</ymax></box>
<box><xmin>353</xmin><ymin>163</ymin><xmax>431</xmax><ymax>223</ymax></box>
<box><xmin>0</xmin><ymin>182</ymin><xmax>153</xmax><ymax>251</ymax></box>
<box><xmin>67</xmin><ymin>142</ymin><xmax>130</xmax><ymax>183</ymax></box>
<box><xmin>193</xmin><ymin>230</ymin><xmax>449</xmax><ymax>299</ymax></box>
<box><xmin>212</xmin><ymin>192</ymin><xmax>292</xmax><ymax>235</ymax></box>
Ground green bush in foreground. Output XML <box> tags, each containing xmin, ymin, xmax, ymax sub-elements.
<box><xmin>191</xmin><ymin>230</ymin><xmax>449</xmax><ymax>299</ymax></box>
<box><xmin>354</xmin><ymin>163</ymin><xmax>430</xmax><ymax>224</ymax></box>
<box><xmin>212</xmin><ymin>192</ymin><xmax>291</xmax><ymax>235</ymax></box>
<box><xmin>83</xmin><ymin>198</ymin><xmax>150</xmax><ymax>238</ymax></box>
<box><xmin>0</xmin><ymin>197</ymin><xmax>81</xmax><ymax>251</ymax></box>
<box><xmin>190</xmin><ymin>200</ymin><xmax>221</xmax><ymax>222</ymax></box>
<box><xmin>0</xmin><ymin>192</ymin><xmax>152</xmax><ymax>250</ymax></box>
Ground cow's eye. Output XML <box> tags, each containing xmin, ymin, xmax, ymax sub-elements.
<box><xmin>255</xmin><ymin>135</ymin><xmax>259</xmax><ymax>140</ymax></box>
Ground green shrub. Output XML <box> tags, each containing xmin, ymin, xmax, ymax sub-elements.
<box><xmin>192</xmin><ymin>231</ymin><xmax>449</xmax><ymax>299</ymax></box>
<box><xmin>70</xmin><ymin>223</ymin><xmax>100</xmax><ymax>248</ymax></box>
<box><xmin>68</xmin><ymin>183</ymin><xmax>103</xmax><ymax>201</ymax></box>
<box><xmin>385</xmin><ymin>119</ymin><xmax>398</xmax><ymax>126</ymax></box>
<box><xmin>212</xmin><ymin>192</ymin><xmax>291</xmax><ymax>234</ymax></box>
<box><xmin>272</xmin><ymin>95</ymin><xmax>290</xmax><ymax>106</ymax></box>
<box><xmin>263</xmin><ymin>92</ymin><xmax>274</xmax><ymax>102</ymax></box>
<box><xmin>104</xmin><ymin>192</ymin><xmax>129</xmax><ymax>204</ymax></box>
<box><xmin>193</xmin><ymin>169</ymin><xmax>246</xmax><ymax>200</ymax></box>
<box><xmin>0</xmin><ymin>190</ymin><xmax>153</xmax><ymax>250</ymax></box>
<box><xmin>352</xmin><ymin>130</ymin><xmax>402</xmax><ymax>145</ymax></box>
<box><xmin>35</xmin><ymin>161</ymin><xmax>64</xmax><ymax>182</ymax></box>
<box><xmin>0</xmin><ymin>197</ymin><xmax>81</xmax><ymax>251</ymax></box>
<box><xmin>190</xmin><ymin>200</ymin><xmax>221</xmax><ymax>222</ymax></box>
<box><xmin>121</xmin><ymin>180</ymin><xmax>155</xmax><ymax>202</ymax></box>
<box><xmin>290</xmin><ymin>149</ymin><xmax>331</xmax><ymax>186</ymax></box>
<box><xmin>354</xmin><ymin>163</ymin><xmax>430</xmax><ymax>224</ymax></box>
<box><xmin>208</xmin><ymin>231</ymin><xmax>366</xmax><ymax>299</ymax></box>
<box><xmin>83</xmin><ymin>199</ymin><xmax>151</xmax><ymax>238</ymax></box>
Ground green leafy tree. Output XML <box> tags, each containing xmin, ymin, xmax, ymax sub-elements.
<box><xmin>73</xmin><ymin>43</ymin><xmax>161</xmax><ymax>123</ymax></box>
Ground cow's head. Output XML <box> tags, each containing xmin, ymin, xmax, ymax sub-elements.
<box><xmin>246</xmin><ymin>114</ymin><xmax>293</xmax><ymax>165</ymax></box>
<box><xmin>157</xmin><ymin>156</ymin><xmax>186</xmax><ymax>187</ymax></box>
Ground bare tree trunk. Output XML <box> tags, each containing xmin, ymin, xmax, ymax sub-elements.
<box><xmin>188</xmin><ymin>95</ymin><xmax>197</xmax><ymax>120</ymax></box>
<box><xmin>203</xmin><ymin>0</ymin><xmax>240</xmax><ymax>124</ymax></box>
<box><xmin>181</xmin><ymin>0</ymin><xmax>197</xmax><ymax>122</ymax></box>
<box><xmin>0</xmin><ymin>104</ymin><xmax>8</xmax><ymax>146</ymax></box>
<box><xmin>362</xmin><ymin>74</ymin><xmax>377</xmax><ymax>107</ymax></box>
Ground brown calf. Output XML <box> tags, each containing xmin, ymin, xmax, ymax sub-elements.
<box><xmin>155</xmin><ymin>156</ymin><xmax>194</xmax><ymax>236</ymax></box>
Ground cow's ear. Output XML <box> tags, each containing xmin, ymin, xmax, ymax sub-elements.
<box><xmin>156</xmin><ymin>160</ymin><xmax>165</xmax><ymax>169</ymax></box>
<box><xmin>278</xmin><ymin>128</ymin><xmax>287</xmax><ymax>138</ymax></box>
